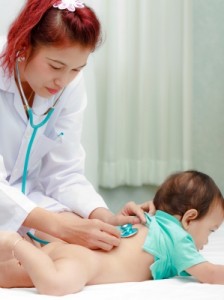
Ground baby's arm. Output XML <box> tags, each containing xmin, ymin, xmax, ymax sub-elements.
<box><xmin>0</xmin><ymin>232</ymin><xmax>97</xmax><ymax>295</ymax></box>
<box><xmin>187</xmin><ymin>261</ymin><xmax>224</xmax><ymax>284</ymax></box>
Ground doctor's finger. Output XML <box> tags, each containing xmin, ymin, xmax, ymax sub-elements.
<box><xmin>140</xmin><ymin>200</ymin><xmax>156</xmax><ymax>215</ymax></box>
<box><xmin>85</xmin><ymin>218</ymin><xmax>121</xmax><ymax>238</ymax></box>
<box><xmin>88</xmin><ymin>239</ymin><xmax>116</xmax><ymax>252</ymax></box>
<box><xmin>119</xmin><ymin>201</ymin><xmax>146</xmax><ymax>223</ymax></box>
<box><xmin>114</xmin><ymin>214</ymin><xmax>144</xmax><ymax>226</ymax></box>
<box><xmin>99</xmin><ymin>222</ymin><xmax>121</xmax><ymax>239</ymax></box>
<box><xmin>89</xmin><ymin>230</ymin><xmax>121</xmax><ymax>251</ymax></box>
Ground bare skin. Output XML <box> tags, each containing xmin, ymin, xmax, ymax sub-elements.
<box><xmin>1</xmin><ymin>203</ymin><xmax>222</xmax><ymax>296</ymax></box>
<box><xmin>0</xmin><ymin>224</ymin><xmax>153</xmax><ymax>294</ymax></box>
<box><xmin>21</xmin><ymin>201</ymin><xmax>154</xmax><ymax>251</ymax></box>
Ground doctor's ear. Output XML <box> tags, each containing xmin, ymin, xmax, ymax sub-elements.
<box><xmin>181</xmin><ymin>209</ymin><xmax>198</xmax><ymax>230</ymax></box>
<box><xmin>17</xmin><ymin>47</ymin><xmax>30</xmax><ymax>63</ymax></box>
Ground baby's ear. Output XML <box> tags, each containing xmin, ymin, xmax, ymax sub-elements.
<box><xmin>181</xmin><ymin>209</ymin><xmax>198</xmax><ymax>230</ymax></box>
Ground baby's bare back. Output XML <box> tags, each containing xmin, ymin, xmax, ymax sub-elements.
<box><xmin>43</xmin><ymin>224</ymin><xmax>153</xmax><ymax>286</ymax></box>
<box><xmin>90</xmin><ymin>224</ymin><xmax>154</xmax><ymax>285</ymax></box>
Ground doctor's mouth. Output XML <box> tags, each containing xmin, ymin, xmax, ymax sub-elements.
<box><xmin>46</xmin><ymin>87</ymin><xmax>60</xmax><ymax>95</ymax></box>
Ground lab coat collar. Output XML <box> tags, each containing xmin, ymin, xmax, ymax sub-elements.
<box><xmin>0</xmin><ymin>65</ymin><xmax>56</xmax><ymax>121</ymax></box>
<box><xmin>0</xmin><ymin>66</ymin><xmax>28</xmax><ymax>121</ymax></box>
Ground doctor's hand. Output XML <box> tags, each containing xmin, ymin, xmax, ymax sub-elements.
<box><xmin>90</xmin><ymin>201</ymin><xmax>156</xmax><ymax>227</ymax></box>
<box><xmin>24</xmin><ymin>207</ymin><xmax>120</xmax><ymax>251</ymax></box>
<box><xmin>55</xmin><ymin>212</ymin><xmax>121</xmax><ymax>251</ymax></box>
<box><xmin>114</xmin><ymin>201</ymin><xmax>156</xmax><ymax>225</ymax></box>
<box><xmin>116</xmin><ymin>200</ymin><xmax>156</xmax><ymax>225</ymax></box>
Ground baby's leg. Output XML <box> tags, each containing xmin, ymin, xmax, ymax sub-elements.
<box><xmin>0</xmin><ymin>231</ymin><xmax>100</xmax><ymax>295</ymax></box>
<box><xmin>0</xmin><ymin>232</ymin><xmax>33</xmax><ymax>288</ymax></box>
<box><xmin>32</xmin><ymin>243</ymin><xmax>101</xmax><ymax>295</ymax></box>
<box><xmin>0</xmin><ymin>259</ymin><xmax>33</xmax><ymax>288</ymax></box>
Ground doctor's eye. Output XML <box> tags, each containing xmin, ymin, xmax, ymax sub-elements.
<box><xmin>50</xmin><ymin>65</ymin><xmax>62</xmax><ymax>70</ymax></box>
<box><xmin>72</xmin><ymin>68</ymin><xmax>81</xmax><ymax>73</ymax></box>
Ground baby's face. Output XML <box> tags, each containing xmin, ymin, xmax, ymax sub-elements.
<box><xmin>186</xmin><ymin>202</ymin><xmax>224</xmax><ymax>250</ymax></box>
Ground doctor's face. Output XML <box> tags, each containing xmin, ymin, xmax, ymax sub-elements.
<box><xmin>19</xmin><ymin>44</ymin><xmax>91</xmax><ymax>98</ymax></box>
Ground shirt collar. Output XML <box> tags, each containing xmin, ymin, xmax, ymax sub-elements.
<box><xmin>145</xmin><ymin>210</ymin><xmax>182</xmax><ymax>228</ymax></box>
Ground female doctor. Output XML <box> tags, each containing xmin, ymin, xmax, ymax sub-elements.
<box><xmin>0</xmin><ymin>0</ymin><xmax>151</xmax><ymax>251</ymax></box>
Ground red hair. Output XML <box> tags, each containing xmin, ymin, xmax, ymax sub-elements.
<box><xmin>0</xmin><ymin>0</ymin><xmax>101</xmax><ymax>75</ymax></box>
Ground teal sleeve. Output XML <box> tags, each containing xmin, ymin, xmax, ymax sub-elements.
<box><xmin>172</xmin><ymin>234</ymin><xmax>206</xmax><ymax>276</ymax></box>
<box><xmin>142</xmin><ymin>211</ymin><xmax>207</xmax><ymax>279</ymax></box>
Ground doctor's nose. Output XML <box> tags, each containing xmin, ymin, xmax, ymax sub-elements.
<box><xmin>54</xmin><ymin>77</ymin><xmax>67</xmax><ymax>89</ymax></box>
<box><xmin>54</xmin><ymin>73</ymin><xmax>72</xmax><ymax>89</ymax></box>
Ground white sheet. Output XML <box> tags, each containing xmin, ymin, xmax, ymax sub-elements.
<box><xmin>1</xmin><ymin>224</ymin><xmax>224</xmax><ymax>300</ymax></box>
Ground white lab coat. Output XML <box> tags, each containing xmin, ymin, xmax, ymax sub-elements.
<box><xmin>0</xmin><ymin>64</ymin><xmax>107</xmax><ymax>233</ymax></box>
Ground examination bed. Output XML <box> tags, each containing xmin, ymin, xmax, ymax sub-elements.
<box><xmin>1</xmin><ymin>224</ymin><xmax>224</xmax><ymax>300</ymax></box>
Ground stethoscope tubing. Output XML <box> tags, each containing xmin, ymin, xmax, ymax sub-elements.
<box><xmin>21</xmin><ymin>108</ymin><xmax>54</xmax><ymax>194</ymax></box>
<box><xmin>16</xmin><ymin>60</ymin><xmax>56</xmax><ymax>245</ymax></box>
<box><xmin>22</xmin><ymin>109</ymin><xmax>55</xmax><ymax>245</ymax></box>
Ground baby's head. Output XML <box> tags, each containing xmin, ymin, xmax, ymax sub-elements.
<box><xmin>154</xmin><ymin>170</ymin><xmax>224</xmax><ymax>220</ymax></box>
<box><xmin>154</xmin><ymin>171</ymin><xmax>224</xmax><ymax>250</ymax></box>
<box><xmin>153</xmin><ymin>170</ymin><xmax>224</xmax><ymax>249</ymax></box>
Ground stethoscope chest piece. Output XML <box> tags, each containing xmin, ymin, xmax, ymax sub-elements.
<box><xmin>118</xmin><ymin>223</ymin><xmax>138</xmax><ymax>238</ymax></box>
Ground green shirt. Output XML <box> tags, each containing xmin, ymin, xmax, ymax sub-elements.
<box><xmin>143</xmin><ymin>210</ymin><xmax>206</xmax><ymax>279</ymax></box>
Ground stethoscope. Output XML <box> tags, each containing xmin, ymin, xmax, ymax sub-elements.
<box><xmin>16</xmin><ymin>59</ymin><xmax>138</xmax><ymax>243</ymax></box>
<box><xmin>15</xmin><ymin>59</ymin><xmax>64</xmax><ymax>245</ymax></box>
<box><xmin>119</xmin><ymin>224</ymin><xmax>138</xmax><ymax>238</ymax></box>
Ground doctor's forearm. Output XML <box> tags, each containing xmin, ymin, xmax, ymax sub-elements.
<box><xmin>89</xmin><ymin>207</ymin><xmax>115</xmax><ymax>223</ymax></box>
<box><xmin>22</xmin><ymin>207</ymin><xmax>60</xmax><ymax>237</ymax></box>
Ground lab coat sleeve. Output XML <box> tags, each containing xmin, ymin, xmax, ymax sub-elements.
<box><xmin>0</xmin><ymin>156</ymin><xmax>36</xmax><ymax>230</ymax></box>
<box><xmin>32</xmin><ymin>73</ymin><xmax>108</xmax><ymax>218</ymax></box>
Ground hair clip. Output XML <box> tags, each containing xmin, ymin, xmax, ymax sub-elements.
<box><xmin>53</xmin><ymin>0</ymin><xmax>84</xmax><ymax>12</ymax></box>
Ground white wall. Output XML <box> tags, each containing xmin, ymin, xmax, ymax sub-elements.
<box><xmin>0</xmin><ymin>0</ymin><xmax>25</xmax><ymax>35</ymax></box>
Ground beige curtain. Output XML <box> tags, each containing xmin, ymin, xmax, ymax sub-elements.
<box><xmin>77</xmin><ymin>0</ymin><xmax>192</xmax><ymax>188</ymax></box>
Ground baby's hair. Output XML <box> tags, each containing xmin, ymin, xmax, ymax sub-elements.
<box><xmin>153</xmin><ymin>170</ymin><xmax>224</xmax><ymax>220</ymax></box>
<box><xmin>0</xmin><ymin>0</ymin><xmax>101</xmax><ymax>75</ymax></box>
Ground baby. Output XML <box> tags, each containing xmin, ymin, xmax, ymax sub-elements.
<box><xmin>0</xmin><ymin>170</ymin><xmax>224</xmax><ymax>295</ymax></box>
